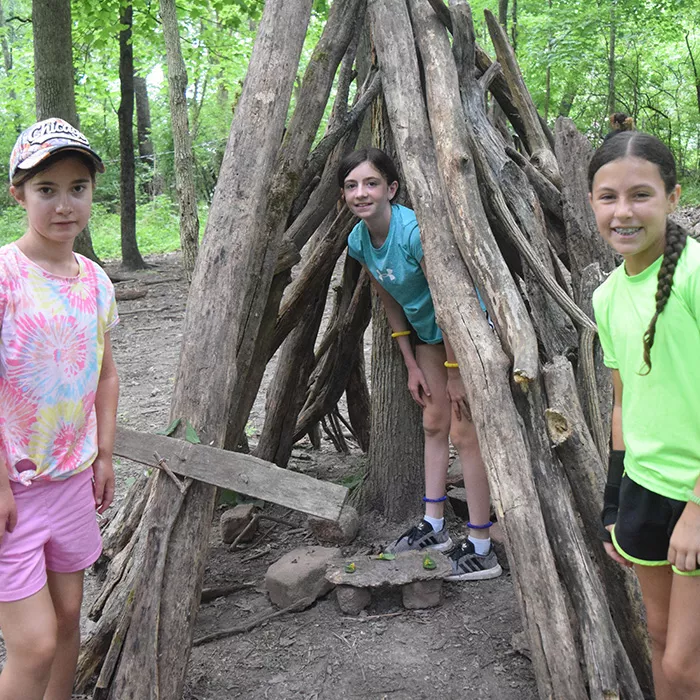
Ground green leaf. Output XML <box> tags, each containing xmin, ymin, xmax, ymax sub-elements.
<box><xmin>185</xmin><ymin>421</ymin><xmax>202</xmax><ymax>444</ymax></box>
<box><xmin>372</xmin><ymin>552</ymin><xmax>396</xmax><ymax>561</ymax></box>
<box><xmin>423</xmin><ymin>555</ymin><xmax>437</xmax><ymax>570</ymax></box>
<box><xmin>157</xmin><ymin>417</ymin><xmax>181</xmax><ymax>436</ymax></box>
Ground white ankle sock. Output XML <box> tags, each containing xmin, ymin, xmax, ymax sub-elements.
<box><xmin>469</xmin><ymin>535</ymin><xmax>491</xmax><ymax>556</ymax></box>
<box><xmin>423</xmin><ymin>515</ymin><xmax>444</xmax><ymax>532</ymax></box>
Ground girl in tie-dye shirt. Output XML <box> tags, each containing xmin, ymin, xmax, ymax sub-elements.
<box><xmin>0</xmin><ymin>118</ymin><xmax>118</xmax><ymax>700</ymax></box>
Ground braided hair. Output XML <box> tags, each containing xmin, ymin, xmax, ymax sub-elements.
<box><xmin>588</xmin><ymin>131</ymin><xmax>689</xmax><ymax>373</ymax></box>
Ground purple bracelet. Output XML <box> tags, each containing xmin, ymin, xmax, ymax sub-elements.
<box><xmin>467</xmin><ymin>521</ymin><xmax>493</xmax><ymax>530</ymax></box>
<box><xmin>422</xmin><ymin>495</ymin><xmax>447</xmax><ymax>503</ymax></box>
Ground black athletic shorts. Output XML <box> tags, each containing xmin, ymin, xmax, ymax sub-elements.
<box><xmin>612</xmin><ymin>476</ymin><xmax>700</xmax><ymax>576</ymax></box>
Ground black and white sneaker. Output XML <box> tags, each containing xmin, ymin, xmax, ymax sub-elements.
<box><xmin>445</xmin><ymin>539</ymin><xmax>502</xmax><ymax>581</ymax></box>
<box><xmin>385</xmin><ymin>520</ymin><xmax>453</xmax><ymax>555</ymax></box>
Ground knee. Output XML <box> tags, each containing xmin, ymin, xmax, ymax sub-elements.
<box><xmin>8</xmin><ymin>623</ymin><xmax>57</xmax><ymax>678</ymax></box>
<box><xmin>662</xmin><ymin>649</ymin><xmax>699</xmax><ymax>692</ymax></box>
<box><xmin>450</xmin><ymin>420</ymin><xmax>479</xmax><ymax>453</ymax></box>
<box><xmin>54</xmin><ymin>597</ymin><xmax>82</xmax><ymax>637</ymax></box>
<box><xmin>423</xmin><ymin>410</ymin><xmax>450</xmax><ymax>441</ymax></box>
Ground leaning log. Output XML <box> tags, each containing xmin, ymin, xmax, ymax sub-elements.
<box><xmin>371</xmin><ymin>2</ymin><xmax>587</xmax><ymax>696</ymax></box>
<box><xmin>92</xmin><ymin>3</ymin><xmax>315</xmax><ymax>697</ymax></box>
<box><xmin>410</xmin><ymin>0</ymin><xmax>539</xmax><ymax>384</ymax></box>
<box><xmin>543</xmin><ymin>356</ymin><xmax>654</xmax><ymax>696</ymax></box>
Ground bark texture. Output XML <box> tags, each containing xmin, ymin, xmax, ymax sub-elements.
<box><xmin>118</xmin><ymin>3</ymin><xmax>146</xmax><ymax>270</ymax></box>
<box><xmin>160</xmin><ymin>0</ymin><xmax>199</xmax><ymax>280</ymax></box>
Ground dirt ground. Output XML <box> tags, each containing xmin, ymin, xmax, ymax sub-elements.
<box><xmin>94</xmin><ymin>251</ymin><xmax>538</xmax><ymax>700</ymax></box>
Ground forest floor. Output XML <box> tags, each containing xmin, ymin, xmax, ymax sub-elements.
<box><xmin>95</xmin><ymin>251</ymin><xmax>538</xmax><ymax>700</ymax></box>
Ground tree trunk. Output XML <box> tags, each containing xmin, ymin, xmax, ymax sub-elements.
<box><xmin>91</xmin><ymin>4</ymin><xmax>314</xmax><ymax>697</ymax></box>
<box><xmin>118</xmin><ymin>4</ymin><xmax>146</xmax><ymax>270</ymax></box>
<box><xmin>360</xmin><ymin>292</ymin><xmax>424</xmax><ymax>521</ymax></box>
<box><xmin>607</xmin><ymin>1</ymin><xmax>616</xmax><ymax>116</ymax></box>
<box><xmin>160</xmin><ymin>0</ymin><xmax>199</xmax><ymax>281</ymax></box>
<box><xmin>134</xmin><ymin>75</ymin><xmax>163</xmax><ymax>197</ymax></box>
<box><xmin>32</xmin><ymin>0</ymin><xmax>100</xmax><ymax>263</ymax></box>
<box><xmin>371</xmin><ymin>2</ymin><xmax>587</xmax><ymax>696</ymax></box>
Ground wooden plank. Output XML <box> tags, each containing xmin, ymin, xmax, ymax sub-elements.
<box><xmin>114</xmin><ymin>427</ymin><xmax>348</xmax><ymax>522</ymax></box>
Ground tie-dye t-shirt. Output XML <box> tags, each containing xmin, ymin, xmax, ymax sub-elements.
<box><xmin>0</xmin><ymin>243</ymin><xmax>118</xmax><ymax>484</ymax></box>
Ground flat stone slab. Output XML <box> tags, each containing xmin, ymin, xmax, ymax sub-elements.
<box><xmin>326</xmin><ymin>550</ymin><xmax>450</xmax><ymax>588</ymax></box>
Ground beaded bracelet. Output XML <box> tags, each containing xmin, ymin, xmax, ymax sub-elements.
<box><xmin>391</xmin><ymin>330</ymin><xmax>411</xmax><ymax>339</ymax></box>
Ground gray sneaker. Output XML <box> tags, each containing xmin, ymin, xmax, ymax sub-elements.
<box><xmin>445</xmin><ymin>539</ymin><xmax>502</xmax><ymax>581</ymax></box>
<box><xmin>385</xmin><ymin>520</ymin><xmax>453</xmax><ymax>554</ymax></box>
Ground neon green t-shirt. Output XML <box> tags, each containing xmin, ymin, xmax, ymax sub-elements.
<box><xmin>592</xmin><ymin>236</ymin><xmax>700</xmax><ymax>502</ymax></box>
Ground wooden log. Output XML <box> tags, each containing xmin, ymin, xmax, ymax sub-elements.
<box><xmin>484</xmin><ymin>9</ymin><xmax>561</xmax><ymax>187</ymax></box>
<box><xmin>255</xmin><ymin>273</ymin><xmax>330</xmax><ymax>467</ymax></box>
<box><xmin>96</xmin><ymin>4</ymin><xmax>316</xmax><ymax>696</ymax></box>
<box><xmin>514</xmin><ymin>377</ymin><xmax>636</xmax><ymax>700</ymax></box>
<box><xmin>543</xmin><ymin>356</ymin><xmax>654</xmax><ymax>696</ymax></box>
<box><xmin>294</xmin><ymin>260</ymin><xmax>371</xmax><ymax>441</ymax></box>
<box><xmin>449</xmin><ymin>0</ymin><xmax>577</xmax><ymax>361</ymax></box>
<box><xmin>370</xmin><ymin>2</ymin><xmax>586</xmax><ymax>696</ymax></box>
<box><xmin>113</xmin><ymin>427</ymin><xmax>348</xmax><ymax>521</ymax></box>
<box><xmin>270</xmin><ymin>207</ymin><xmax>355</xmax><ymax>359</ymax></box>
<box><xmin>95</xmin><ymin>471</ymin><xmax>151</xmax><ymax>568</ymax></box>
<box><xmin>577</xmin><ymin>262</ymin><xmax>613</xmax><ymax>460</ymax></box>
<box><xmin>554</xmin><ymin>116</ymin><xmax>616</xmax><ymax>299</ymax></box>
<box><xmin>410</xmin><ymin>0</ymin><xmax>539</xmax><ymax>384</ymax></box>
<box><xmin>345</xmin><ymin>340</ymin><xmax>371</xmax><ymax>453</ymax></box>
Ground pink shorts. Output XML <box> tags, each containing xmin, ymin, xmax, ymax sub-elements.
<box><xmin>0</xmin><ymin>467</ymin><xmax>102</xmax><ymax>602</ymax></box>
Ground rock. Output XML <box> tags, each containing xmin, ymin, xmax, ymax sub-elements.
<box><xmin>265</xmin><ymin>546</ymin><xmax>340</xmax><ymax>608</ymax></box>
<box><xmin>220</xmin><ymin>503</ymin><xmax>259</xmax><ymax>544</ymax></box>
<box><xmin>307</xmin><ymin>505</ymin><xmax>359</xmax><ymax>545</ymax></box>
<box><xmin>326</xmin><ymin>550</ymin><xmax>450</xmax><ymax>588</ymax></box>
<box><xmin>446</xmin><ymin>457</ymin><xmax>464</xmax><ymax>487</ymax></box>
<box><xmin>402</xmin><ymin>580</ymin><xmax>442</xmax><ymax>609</ymax></box>
<box><xmin>447</xmin><ymin>487</ymin><xmax>469</xmax><ymax>520</ymax></box>
<box><xmin>336</xmin><ymin>585</ymin><xmax>371</xmax><ymax>615</ymax></box>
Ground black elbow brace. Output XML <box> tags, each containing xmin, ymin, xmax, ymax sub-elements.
<box><xmin>600</xmin><ymin>450</ymin><xmax>625</xmax><ymax>541</ymax></box>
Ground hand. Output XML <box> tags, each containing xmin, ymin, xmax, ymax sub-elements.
<box><xmin>668</xmin><ymin>502</ymin><xmax>700</xmax><ymax>573</ymax></box>
<box><xmin>92</xmin><ymin>455</ymin><xmax>115</xmax><ymax>515</ymax></box>
<box><xmin>603</xmin><ymin>525</ymin><xmax>633</xmax><ymax>568</ymax></box>
<box><xmin>0</xmin><ymin>486</ymin><xmax>17</xmax><ymax>543</ymax></box>
<box><xmin>407</xmin><ymin>366</ymin><xmax>431</xmax><ymax>407</ymax></box>
<box><xmin>445</xmin><ymin>371</ymin><xmax>471</xmax><ymax>422</ymax></box>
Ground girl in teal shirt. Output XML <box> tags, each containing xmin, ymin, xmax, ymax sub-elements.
<box><xmin>339</xmin><ymin>148</ymin><xmax>500</xmax><ymax>581</ymax></box>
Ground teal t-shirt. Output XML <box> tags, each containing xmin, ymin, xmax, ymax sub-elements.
<box><xmin>347</xmin><ymin>203</ymin><xmax>442</xmax><ymax>344</ymax></box>
<box><xmin>592</xmin><ymin>236</ymin><xmax>700</xmax><ymax>502</ymax></box>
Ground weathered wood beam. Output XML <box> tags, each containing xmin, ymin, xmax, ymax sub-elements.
<box><xmin>114</xmin><ymin>427</ymin><xmax>348</xmax><ymax>522</ymax></box>
<box><xmin>484</xmin><ymin>9</ymin><xmax>561</xmax><ymax>187</ymax></box>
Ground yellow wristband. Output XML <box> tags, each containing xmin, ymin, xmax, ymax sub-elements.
<box><xmin>391</xmin><ymin>330</ymin><xmax>411</xmax><ymax>338</ymax></box>
<box><xmin>444</xmin><ymin>361</ymin><xmax>459</xmax><ymax>369</ymax></box>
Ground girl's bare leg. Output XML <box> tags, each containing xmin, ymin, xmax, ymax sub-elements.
<box><xmin>43</xmin><ymin>570</ymin><xmax>85</xmax><ymax>700</ymax></box>
<box><xmin>0</xmin><ymin>585</ymin><xmax>57</xmax><ymax>700</ymax></box>
<box><xmin>415</xmin><ymin>343</ymin><xmax>451</xmax><ymax>519</ymax></box>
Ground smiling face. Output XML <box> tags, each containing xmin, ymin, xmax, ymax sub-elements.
<box><xmin>11</xmin><ymin>156</ymin><xmax>94</xmax><ymax>250</ymax></box>
<box><xmin>589</xmin><ymin>155</ymin><xmax>680</xmax><ymax>275</ymax></box>
<box><xmin>341</xmin><ymin>160</ymin><xmax>398</xmax><ymax>225</ymax></box>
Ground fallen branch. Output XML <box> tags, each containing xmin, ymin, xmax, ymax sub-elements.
<box><xmin>192</xmin><ymin>596</ymin><xmax>315</xmax><ymax>646</ymax></box>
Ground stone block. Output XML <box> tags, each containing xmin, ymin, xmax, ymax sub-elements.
<box><xmin>401</xmin><ymin>579</ymin><xmax>442</xmax><ymax>609</ymax></box>
<box><xmin>336</xmin><ymin>585</ymin><xmax>371</xmax><ymax>615</ymax></box>
<box><xmin>220</xmin><ymin>503</ymin><xmax>259</xmax><ymax>544</ymax></box>
<box><xmin>307</xmin><ymin>505</ymin><xmax>359</xmax><ymax>545</ymax></box>
<box><xmin>265</xmin><ymin>546</ymin><xmax>339</xmax><ymax>608</ymax></box>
